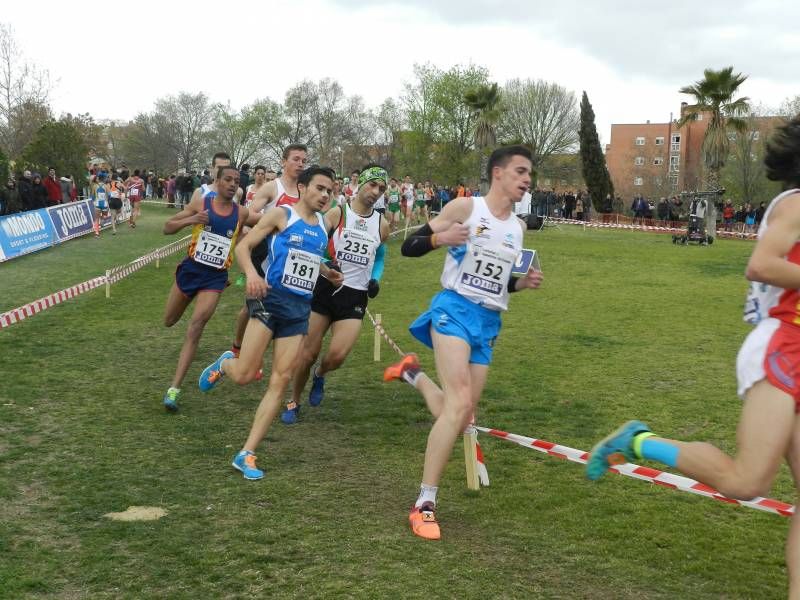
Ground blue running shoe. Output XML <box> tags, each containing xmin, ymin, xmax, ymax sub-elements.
<box><xmin>232</xmin><ymin>450</ymin><xmax>263</xmax><ymax>480</ymax></box>
<box><xmin>281</xmin><ymin>401</ymin><xmax>299</xmax><ymax>425</ymax></box>
<box><xmin>199</xmin><ymin>351</ymin><xmax>234</xmax><ymax>392</ymax></box>
<box><xmin>308</xmin><ymin>369</ymin><xmax>325</xmax><ymax>407</ymax></box>
<box><xmin>163</xmin><ymin>387</ymin><xmax>180</xmax><ymax>412</ymax></box>
<box><xmin>586</xmin><ymin>420</ymin><xmax>650</xmax><ymax>481</ymax></box>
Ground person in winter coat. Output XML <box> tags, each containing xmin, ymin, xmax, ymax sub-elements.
<box><xmin>31</xmin><ymin>174</ymin><xmax>48</xmax><ymax>209</ymax></box>
<box><xmin>18</xmin><ymin>171</ymin><xmax>33</xmax><ymax>211</ymax></box>
<box><xmin>43</xmin><ymin>168</ymin><xmax>62</xmax><ymax>206</ymax></box>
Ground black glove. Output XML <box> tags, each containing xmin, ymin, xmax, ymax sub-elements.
<box><xmin>367</xmin><ymin>279</ymin><xmax>380</xmax><ymax>299</ymax></box>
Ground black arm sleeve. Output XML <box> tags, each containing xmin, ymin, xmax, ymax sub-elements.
<box><xmin>507</xmin><ymin>277</ymin><xmax>520</xmax><ymax>293</ymax></box>
<box><xmin>401</xmin><ymin>223</ymin><xmax>436</xmax><ymax>257</ymax></box>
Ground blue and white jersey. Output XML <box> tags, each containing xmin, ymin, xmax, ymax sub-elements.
<box><xmin>94</xmin><ymin>184</ymin><xmax>108</xmax><ymax>209</ymax></box>
<box><xmin>440</xmin><ymin>196</ymin><xmax>523</xmax><ymax>312</ymax></box>
<box><xmin>262</xmin><ymin>206</ymin><xmax>328</xmax><ymax>298</ymax></box>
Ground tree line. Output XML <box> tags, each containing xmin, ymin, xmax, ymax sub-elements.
<box><xmin>0</xmin><ymin>23</ymin><xmax>581</xmax><ymax>190</ymax></box>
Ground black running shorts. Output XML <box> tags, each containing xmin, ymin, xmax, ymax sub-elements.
<box><xmin>310</xmin><ymin>276</ymin><xmax>368</xmax><ymax>322</ymax></box>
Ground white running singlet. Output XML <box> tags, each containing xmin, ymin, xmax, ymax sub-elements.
<box><xmin>329</xmin><ymin>203</ymin><xmax>382</xmax><ymax>291</ymax></box>
<box><xmin>440</xmin><ymin>196</ymin><xmax>523</xmax><ymax>312</ymax></box>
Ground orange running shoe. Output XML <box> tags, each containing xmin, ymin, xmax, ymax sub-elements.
<box><xmin>383</xmin><ymin>353</ymin><xmax>420</xmax><ymax>382</ymax></box>
<box><xmin>409</xmin><ymin>502</ymin><xmax>441</xmax><ymax>540</ymax></box>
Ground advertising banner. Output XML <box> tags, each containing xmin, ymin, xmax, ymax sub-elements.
<box><xmin>48</xmin><ymin>200</ymin><xmax>95</xmax><ymax>241</ymax></box>
<box><xmin>0</xmin><ymin>209</ymin><xmax>57</xmax><ymax>261</ymax></box>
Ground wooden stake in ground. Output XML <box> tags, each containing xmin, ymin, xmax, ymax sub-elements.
<box><xmin>463</xmin><ymin>424</ymin><xmax>480</xmax><ymax>490</ymax></box>
<box><xmin>373</xmin><ymin>313</ymin><xmax>381</xmax><ymax>362</ymax></box>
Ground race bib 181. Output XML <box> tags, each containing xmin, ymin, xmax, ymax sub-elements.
<box><xmin>282</xmin><ymin>248</ymin><xmax>321</xmax><ymax>293</ymax></box>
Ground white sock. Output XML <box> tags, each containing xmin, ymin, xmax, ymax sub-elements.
<box><xmin>415</xmin><ymin>484</ymin><xmax>438</xmax><ymax>508</ymax></box>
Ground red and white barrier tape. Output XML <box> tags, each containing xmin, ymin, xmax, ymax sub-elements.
<box><xmin>0</xmin><ymin>276</ymin><xmax>108</xmax><ymax>328</ymax></box>
<box><xmin>552</xmin><ymin>218</ymin><xmax>758</xmax><ymax>240</ymax></box>
<box><xmin>475</xmin><ymin>426</ymin><xmax>794</xmax><ymax>518</ymax></box>
<box><xmin>1</xmin><ymin>235</ymin><xmax>190</xmax><ymax>329</ymax></box>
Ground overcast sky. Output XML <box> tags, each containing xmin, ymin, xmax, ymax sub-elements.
<box><xmin>3</xmin><ymin>0</ymin><xmax>798</xmax><ymax>144</ymax></box>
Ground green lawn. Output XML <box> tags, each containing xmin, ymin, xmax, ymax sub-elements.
<box><xmin>0</xmin><ymin>207</ymin><xmax>791</xmax><ymax>599</ymax></box>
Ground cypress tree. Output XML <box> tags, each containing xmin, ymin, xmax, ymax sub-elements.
<box><xmin>579</xmin><ymin>91</ymin><xmax>614</xmax><ymax>212</ymax></box>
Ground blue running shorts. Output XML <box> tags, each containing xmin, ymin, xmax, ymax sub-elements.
<box><xmin>175</xmin><ymin>257</ymin><xmax>229</xmax><ymax>299</ymax></box>
<box><xmin>409</xmin><ymin>289</ymin><xmax>502</xmax><ymax>365</ymax></box>
<box><xmin>247</xmin><ymin>288</ymin><xmax>311</xmax><ymax>339</ymax></box>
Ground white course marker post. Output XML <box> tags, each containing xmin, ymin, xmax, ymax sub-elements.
<box><xmin>105</xmin><ymin>270</ymin><xmax>111</xmax><ymax>298</ymax></box>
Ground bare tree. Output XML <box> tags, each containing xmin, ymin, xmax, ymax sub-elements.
<box><xmin>249</xmin><ymin>97</ymin><xmax>291</xmax><ymax>170</ymax></box>
<box><xmin>373</xmin><ymin>98</ymin><xmax>406</xmax><ymax>147</ymax></box>
<box><xmin>308</xmin><ymin>78</ymin><xmax>349</xmax><ymax>166</ymax></box>
<box><xmin>0</xmin><ymin>23</ymin><xmax>52</xmax><ymax>159</ymax></box>
<box><xmin>274</xmin><ymin>79</ymin><xmax>375</xmax><ymax>172</ymax></box>
<box><xmin>282</xmin><ymin>82</ymin><xmax>317</xmax><ymax>152</ymax></box>
<box><xmin>100</xmin><ymin>120</ymin><xmax>133</xmax><ymax>168</ymax></box>
<box><xmin>121</xmin><ymin>112</ymin><xmax>180</xmax><ymax>174</ymax></box>
<box><xmin>6</xmin><ymin>99</ymin><xmax>51</xmax><ymax>159</ymax></box>
<box><xmin>154</xmin><ymin>92</ymin><xmax>216</xmax><ymax>171</ymax></box>
<box><xmin>778</xmin><ymin>95</ymin><xmax>800</xmax><ymax>120</ymax></box>
<box><xmin>500</xmin><ymin>78</ymin><xmax>579</xmax><ymax>166</ymax></box>
<box><xmin>720</xmin><ymin>106</ymin><xmax>782</xmax><ymax>204</ymax></box>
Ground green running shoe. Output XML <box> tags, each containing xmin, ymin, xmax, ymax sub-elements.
<box><xmin>163</xmin><ymin>387</ymin><xmax>181</xmax><ymax>412</ymax></box>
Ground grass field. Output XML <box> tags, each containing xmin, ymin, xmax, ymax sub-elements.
<box><xmin>0</xmin><ymin>206</ymin><xmax>793</xmax><ymax>599</ymax></box>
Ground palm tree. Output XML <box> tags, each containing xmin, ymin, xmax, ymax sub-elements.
<box><xmin>677</xmin><ymin>66</ymin><xmax>750</xmax><ymax>191</ymax></box>
<box><xmin>464</xmin><ymin>83</ymin><xmax>502</xmax><ymax>194</ymax></box>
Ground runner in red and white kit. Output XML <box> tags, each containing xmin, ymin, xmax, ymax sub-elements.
<box><xmin>230</xmin><ymin>144</ymin><xmax>309</xmax><ymax>356</ymax></box>
<box><xmin>245</xmin><ymin>166</ymin><xmax>267</xmax><ymax>207</ymax></box>
<box><xmin>125</xmin><ymin>169</ymin><xmax>145</xmax><ymax>228</ymax></box>
<box><xmin>586</xmin><ymin>115</ymin><xmax>800</xmax><ymax>597</ymax></box>
<box><xmin>344</xmin><ymin>171</ymin><xmax>359</xmax><ymax>200</ymax></box>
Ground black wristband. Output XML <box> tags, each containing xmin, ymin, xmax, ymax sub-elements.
<box><xmin>507</xmin><ymin>277</ymin><xmax>520</xmax><ymax>293</ymax></box>
<box><xmin>401</xmin><ymin>223</ymin><xmax>436</xmax><ymax>257</ymax></box>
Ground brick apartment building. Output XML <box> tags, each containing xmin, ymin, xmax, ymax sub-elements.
<box><xmin>605</xmin><ymin>102</ymin><xmax>712</xmax><ymax>202</ymax></box>
<box><xmin>606</xmin><ymin>103</ymin><xmax>788</xmax><ymax>203</ymax></box>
